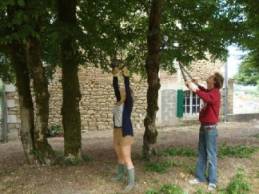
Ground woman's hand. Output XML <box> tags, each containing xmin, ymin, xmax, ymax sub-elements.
<box><xmin>122</xmin><ymin>66</ymin><xmax>130</xmax><ymax>77</ymax></box>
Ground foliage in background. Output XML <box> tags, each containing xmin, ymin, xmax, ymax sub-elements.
<box><xmin>239</xmin><ymin>0</ymin><xmax>259</xmax><ymax>66</ymax></box>
<box><xmin>47</xmin><ymin>125</ymin><xmax>63</xmax><ymax>137</ymax></box>
<box><xmin>0</xmin><ymin>53</ymin><xmax>14</xmax><ymax>83</ymax></box>
<box><xmin>77</xmin><ymin>0</ymin><xmax>247</xmax><ymax>74</ymax></box>
<box><xmin>235</xmin><ymin>54</ymin><xmax>259</xmax><ymax>85</ymax></box>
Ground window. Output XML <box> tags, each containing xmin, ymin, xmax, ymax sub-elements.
<box><xmin>184</xmin><ymin>90</ymin><xmax>202</xmax><ymax>115</ymax></box>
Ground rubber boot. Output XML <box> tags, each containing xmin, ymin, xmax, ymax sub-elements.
<box><xmin>123</xmin><ymin>168</ymin><xmax>135</xmax><ymax>193</ymax></box>
<box><xmin>111</xmin><ymin>164</ymin><xmax>126</xmax><ymax>182</ymax></box>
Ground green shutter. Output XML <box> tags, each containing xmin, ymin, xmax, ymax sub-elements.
<box><xmin>176</xmin><ymin>89</ymin><xmax>184</xmax><ymax>118</ymax></box>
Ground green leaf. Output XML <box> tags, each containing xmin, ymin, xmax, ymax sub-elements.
<box><xmin>17</xmin><ymin>0</ymin><xmax>25</xmax><ymax>7</ymax></box>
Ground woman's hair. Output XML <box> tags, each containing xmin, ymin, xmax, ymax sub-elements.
<box><xmin>213</xmin><ymin>72</ymin><xmax>224</xmax><ymax>89</ymax></box>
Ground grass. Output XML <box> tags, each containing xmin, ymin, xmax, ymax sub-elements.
<box><xmin>146</xmin><ymin>170</ymin><xmax>251</xmax><ymax>194</ymax></box>
<box><xmin>219</xmin><ymin>169</ymin><xmax>251</xmax><ymax>194</ymax></box>
<box><xmin>253</xmin><ymin>133</ymin><xmax>259</xmax><ymax>139</ymax></box>
<box><xmin>163</xmin><ymin>147</ymin><xmax>197</xmax><ymax>157</ymax></box>
<box><xmin>145</xmin><ymin>160</ymin><xmax>175</xmax><ymax>173</ymax></box>
<box><xmin>194</xmin><ymin>188</ymin><xmax>212</xmax><ymax>194</ymax></box>
<box><xmin>162</xmin><ymin>144</ymin><xmax>258</xmax><ymax>159</ymax></box>
<box><xmin>146</xmin><ymin>184</ymin><xmax>186</xmax><ymax>194</ymax></box>
<box><xmin>63</xmin><ymin>153</ymin><xmax>93</xmax><ymax>165</ymax></box>
<box><xmin>145</xmin><ymin>145</ymin><xmax>258</xmax><ymax>174</ymax></box>
<box><xmin>54</xmin><ymin>151</ymin><xmax>93</xmax><ymax>166</ymax></box>
<box><xmin>218</xmin><ymin>144</ymin><xmax>258</xmax><ymax>158</ymax></box>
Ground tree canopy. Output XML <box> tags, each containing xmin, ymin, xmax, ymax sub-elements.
<box><xmin>236</xmin><ymin>54</ymin><xmax>259</xmax><ymax>85</ymax></box>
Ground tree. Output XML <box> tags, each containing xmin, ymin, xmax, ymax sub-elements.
<box><xmin>9</xmin><ymin>43</ymin><xmax>36</xmax><ymax>163</ymax></box>
<box><xmin>143</xmin><ymin>0</ymin><xmax>163</xmax><ymax>159</ymax></box>
<box><xmin>227</xmin><ymin>0</ymin><xmax>259</xmax><ymax>85</ymax></box>
<box><xmin>0</xmin><ymin>0</ymin><xmax>55</xmax><ymax>164</ymax></box>
<box><xmin>57</xmin><ymin>0</ymin><xmax>82</xmax><ymax>159</ymax></box>
<box><xmin>235</xmin><ymin>54</ymin><xmax>259</xmax><ymax>85</ymax></box>
<box><xmin>239</xmin><ymin>0</ymin><xmax>259</xmax><ymax>65</ymax></box>
<box><xmin>77</xmin><ymin>0</ymin><xmax>147</xmax><ymax>72</ymax></box>
<box><xmin>0</xmin><ymin>4</ymin><xmax>35</xmax><ymax>162</ymax></box>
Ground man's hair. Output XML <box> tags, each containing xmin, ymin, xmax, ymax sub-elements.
<box><xmin>214</xmin><ymin>72</ymin><xmax>224</xmax><ymax>89</ymax></box>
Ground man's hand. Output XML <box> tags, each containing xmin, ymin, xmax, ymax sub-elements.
<box><xmin>122</xmin><ymin>66</ymin><xmax>130</xmax><ymax>77</ymax></box>
<box><xmin>185</xmin><ymin>80</ymin><xmax>191</xmax><ymax>88</ymax></box>
<box><xmin>112</xmin><ymin>67</ymin><xmax>120</xmax><ymax>76</ymax></box>
<box><xmin>188</xmin><ymin>82</ymin><xmax>199</xmax><ymax>92</ymax></box>
<box><xmin>192</xmin><ymin>77</ymin><xmax>199</xmax><ymax>85</ymax></box>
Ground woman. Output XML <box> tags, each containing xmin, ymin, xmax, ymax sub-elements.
<box><xmin>112</xmin><ymin>66</ymin><xmax>135</xmax><ymax>193</ymax></box>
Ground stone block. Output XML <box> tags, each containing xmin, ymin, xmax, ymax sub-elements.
<box><xmin>5</xmin><ymin>84</ymin><xmax>16</xmax><ymax>92</ymax></box>
<box><xmin>7</xmin><ymin>115</ymin><xmax>17</xmax><ymax>123</ymax></box>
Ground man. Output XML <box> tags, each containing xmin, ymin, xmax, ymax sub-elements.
<box><xmin>186</xmin><ymin>72</ymin><xmax>224</xmax><ymax>192</ymax></box>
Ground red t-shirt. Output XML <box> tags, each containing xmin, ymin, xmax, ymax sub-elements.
<box><xmin>196</xmin><ymin>86</ymin><xmax>221</xmax><ymax>125</ymax></box>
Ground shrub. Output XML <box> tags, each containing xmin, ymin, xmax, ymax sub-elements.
<box><xmin>47</xmin><ymin>124</ymin><xmax>63</xmax><ymax>137</ymax></box>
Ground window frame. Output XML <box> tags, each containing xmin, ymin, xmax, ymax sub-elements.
<box><xmin>183</xmin><ymin>90</ymin><xmax>202</xmax><ymax>117</ymax></box>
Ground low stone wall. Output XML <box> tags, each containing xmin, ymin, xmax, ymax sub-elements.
<box><xmin>227</xmin><ymin>113</ymin><xmax>259</xmax><ymax>122</ymax></box>
<box><xmin>48</xmin><ymin>67</ymin><xmax>147</xmax><ymax>131</ymax></box>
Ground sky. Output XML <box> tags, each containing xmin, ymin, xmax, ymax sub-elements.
<box><xmin>226</xmin><ymin>45</ymin><xmax>247</xmax><ymax>78</ymax></box>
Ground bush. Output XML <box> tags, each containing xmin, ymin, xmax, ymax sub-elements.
<box><xmin>47</xmin><ymin>124</ymin><xmax>63</xmax><ymax>137</ymax></box>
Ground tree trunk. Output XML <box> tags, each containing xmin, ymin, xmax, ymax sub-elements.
<box><xmin>9</xmin><ymin>43</ymin><xmax>35</xmax><ymax>163</ymax></box>
<box><xmin>143</xmin><ymin>0</ymin><xmax>163</xmax><ymax>159</ymax></box>
<box><xmin>0</xmin><ymin>84</ymin><xmax>8</xmax><ymax>143</ymax></box>
<box><xmin>57</xmin><ymin>0</ymin><xmax>82</xmax><ymax>159</ymax></box>
<box><xmin>26</xmin><ymin>38</ymin><xmax>55</xmax><ymax>164</ymax></box>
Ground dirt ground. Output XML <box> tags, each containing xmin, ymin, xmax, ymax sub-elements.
<box><xmin>1</xmin><ymin>121</ymin><xmax>259</xmax><ymax>194</ymax></box>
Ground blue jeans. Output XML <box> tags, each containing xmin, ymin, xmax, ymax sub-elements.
<box><xmin>195</xmin><ymin>125</ymin><xmax>218</xmax><ymax>184</ymax></box>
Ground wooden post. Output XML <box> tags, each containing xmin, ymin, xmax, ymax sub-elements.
<box><xmin>1</xmin><ymin>84</ymin><xmax>8</xmax><ymax>143</ymax></box>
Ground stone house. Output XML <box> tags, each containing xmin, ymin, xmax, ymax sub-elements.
<box><xmin>1</xmin><ymin>59</ymin><xmax>233</xmax><ymax>133</ymax></box>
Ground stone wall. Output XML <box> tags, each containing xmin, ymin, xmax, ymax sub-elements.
<box><xmin>4</xmin><ymin>84</ymin><xmax>20</xmax><ymax>132</ymax></box>
<box><xmin>189</xmin><ymin>58</ymin><xmax>223</xmax><ymax>82</ymax></box>
<box><xmin>227</xmin><ymin>79</ymin><xmax>234</xmax><ymax>114</ymax></box>
<box><xmin>48</xmin><ymin>67</ymin><xmax>147</xmax><ymax>131</ymax></box>
<box><xmin>3</xmin><ymin>59</ymin><xmax>234</xmax><ymax>132</ymax></box>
